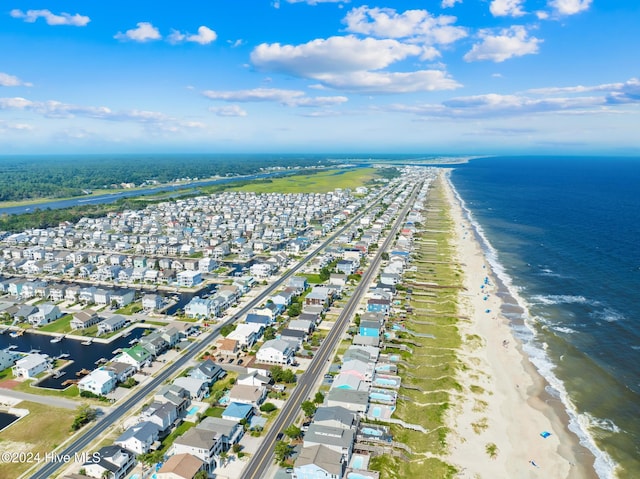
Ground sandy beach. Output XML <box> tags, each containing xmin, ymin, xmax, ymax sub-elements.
<box><xmin>442</xmin><ymin>172</ymin><xmax>598</xmax><ymax>479</ymax></box>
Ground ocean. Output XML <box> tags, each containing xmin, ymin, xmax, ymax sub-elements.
<box><xmin>449</xmin><ymin>157</ymin><xmax>640</xmax><ymax>478</ymax></box>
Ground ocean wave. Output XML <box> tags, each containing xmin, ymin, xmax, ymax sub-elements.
<box><xmin>529</xmin><ymin>294</ymin><xmax>598</xmax><ymax>306</ymax></box>
<box><xmin>591</xmin><ymin>308</ymin><xmax>625</xmax><ymax>323</ymax></box>
<box><xmin>537</xmin><ymin>267</ymin><xmax>568</xmax><ymax>278</ymax></box>
<box><xmin>580</xmin><ymin>412</ymin><xmax>622</xmax><ymax>434</ymax></box>
<box><xmin>448</xmin><ymin>175</ymin><xmax>617</xmax><ymax>479</ymax></box>
<box><xmin>554</xmin><ymin>326</ymin><xmax>578</xmax><ymax>335</ymax></box>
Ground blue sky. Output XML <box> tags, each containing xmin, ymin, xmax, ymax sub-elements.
<box><xmin>1</xmin><ymin>0</ymin><xmax>639</xmax><ymax>155</ymax></box>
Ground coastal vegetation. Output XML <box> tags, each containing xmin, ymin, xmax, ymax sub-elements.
<box><xmin>0</xmin><ymin>401</ymin><xmax>76</xmax><ymax>478</ymax></box>
<box><xmin>0</xmin><ymin>154</ymin><xmax>329</xmax><ymax>202</ymax></box>
<box><xmin>370</xmin><ymin>175</ymin><xmax>461</xmax><ymax>479</ymax></box>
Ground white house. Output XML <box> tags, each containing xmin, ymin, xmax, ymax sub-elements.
<box><xmin>78</xmin><ymin>367</ymin><xmax>117</xmax><ymax>396</ymax></box>
<box><xmin>177</xmin><ymin>270</ymin><xmax>202</xmax><ymax>287</ymax></box>
<box><xmin>256</xmin><ymin>339</ymin><xmax>295</xmax><ymax>365</ymax></box>
<box><xmin>13</xmin><ymin>353</ymin><xmax>50</xmax><ymax>379</ymax></box>
<box><xmin>27</xmin><ymin>303</ymin><xmax>62</xmax><ymax>327</ymax></box>
<box><xmin>114</xmin><ymin>421</ymin><xmax>160</xmax><ymax>455</ymax></box>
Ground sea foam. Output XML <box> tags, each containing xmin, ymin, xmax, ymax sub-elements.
<box><xmin>448</xmin><ymin>175</ymin><xmax>617</xmax><ymax>479</ymax></box>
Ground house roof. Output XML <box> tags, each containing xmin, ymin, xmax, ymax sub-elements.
<box><xmin>174</xmin><ymin>428</ymin><xmax>217</xmax><ymax>450</ymax></box>
<box><xmin>304</xmin><ymin>424</ymin><xmax>356</xmax><ymax>450</ymax></box>
<box><xmin>313</xmin><ymin>406</ymin><xmax>357</xmax><ymax>428</ymax></box>
<box><xmin>229</xmin><ymin>384</ymin><xmax>264</xmax><ymax>402</ymax></box>
<box><xmin>157</xmin><ymin>453</ymin><xmax>204</xmax><ymax>478</ymax></box>
<box><xmin>222</xmin><ymin>402</ymin><xmax>253</xmax><ymax>420</ymax></box>
<box><xmin>294</xmin><ymin>445</ymin><xmax>343</xmax><ymax>475</ymax></box>
<box><xmin>197</xmin><ymin>417</ymin><xmax>238</xmax><ymax>437</ymax></box>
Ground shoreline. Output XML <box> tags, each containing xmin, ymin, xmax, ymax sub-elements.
<box><xmin>441</xmin><ymin>171</ymin><xmax>599</xmax><ymax>478</ymax></box>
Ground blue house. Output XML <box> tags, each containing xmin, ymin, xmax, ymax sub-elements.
<box><xmin>189</xmin><ymin>359</ymin><xmax>226</xmax><ymax>386</ymax></box>
<box><xmin>359</xmin><ymin>319</ymin><xmax>382</xmax><ymax>338</ymax></box>
<box><xmin>245</xmin><ymin>313</ymin><xmax>272</xmax><ymax>326</ymax></box>
<box><xmin>367</xmin><ymin>298</ymin><xmax>391</xmax><ymax>315</ymax></box>
<box><xmin>222</xmin><ymin>402</ymin><xmax>254</xmax><ymax>422</ymax></box>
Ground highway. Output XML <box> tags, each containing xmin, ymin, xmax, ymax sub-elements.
<box><xmin>243</xmin><ymin>181</ymin><xmax>421</xmax><ymax>479</ymax></box>
<box><xmin>30</xmin><ymin>186</ymin><xmax>396</xmax><ymax>479</ymax></box>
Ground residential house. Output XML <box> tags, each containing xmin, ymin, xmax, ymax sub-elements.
<box><xmin>114</xmin><ymin>421</ymin><xmax>159</xmax><ymax>455</ymax></box>
<box><xmin>111</xmin><ymin>289</ymin><xmax>135</xmax><ymax>308</ymax></box>
<box><xmin>156</xmin><ymin>453</ymin><xmax>206</xmax><ymax>479</ymax></box>
<box><xmin>188</xmin><ymin>359</ymin><xmax>226</xmax><ymax>386</ymax></box>
<box><xmin>184</xmin><ymin>297</ymin><xmax>218</xmax><ymax>319</ymax></box>
<box><xmin>49</xmin><ymin>284</ymin><xmax>67</xmax><ymax>302</ymax></box>
<box><xmin>244</xmin><ymin>313</ymin><xmax>272</xmax><ymax>327</ymax></box>
<box><xmin>177</xmin><ymin>270</ymin><xmax>202</xmax><ymax>288</ymax></box>
<box><xmin>170</xmin><ymin>428</ymin><xmax>224</xmax><ymax>473</ymax></box>
<box><xmin>256</xmin><ymin>339</ymin><xmax>295</xmax><ymax>365</ymax></box>
<box><xmin>340</xmin><ymin>359</ymin><xmax>375</xmax><ymax>382</ymax></box>
<box><xmin>172</xmin><ymin>377</ymin><xmax>209</xmax><ymax>401</ymax></box>
<box><xmin>287</xmin><ymin>319</ymin><xmax>314</xmax><ymax>333</ymax></box>
<box><xmin>366</xmin><ymin>298</ymin><xmax>391</xmax><ymax>315</ymax></box>
<box><xmin>116</xmin><ymin>345</ymin><xmax>152</xmax><ymax>370</ymax></box>
<box><xmin>0</xmin><ymin>349</ymin><xmax>20</xmax><ymax>371</ymax></box>
<box><xmin>313</xmin><ymin>406</ymin><xmax>359</xmax><ymax>430</ymax></box>
<box><xmin>104</xmin><ymin>361</ymin><xmax>136</xmax><ymax>383</ymax></box>
<box><xmin>330</xmin><ymin>373</ymin><xmax>367</xmax><ymax>392</ymax></box>
<box><xmin>228</xmin><ymin>384</ymin><xmax>266</xmax><ymax>406</ymax></box>
<box><xmin>221</xmin><ymin>402</ymin><xmax>254</xmax><ymax>423</ymax></box>
<box><xmin>236</xmin><ymin>369</ymin><xmax>272</xmax><ymax>388</ymax></box>
<box><xmin>359</xmin><ymin>319</ymin><xmax>383</xmax><ymax>339</ymax></box>
<box><xmin>336</xmin><ymin>259</ymin><xmax>358</xmax><ymax>276</ymax></box>
<box><xmin>197</xmin><ymin>417</ymin><xmax>244</xmax><ymax>450</ymax></box>
<box><xmin>325</xmin><ymin>389</ymin><xmax>369</xmax><ymax>414</ymax></box>
<box><xmin>293</xmin><ymin>445</ymin><xmax>345</xmax><ymax>479</ymax></box>
<box><xmin>155</xmin><ymin>385</ymin><xmax>191</xmax><ymax>416</ymax></box>
<box><xmin>70</xmin><ymin>309</ymin><xmax>100</xmax><ymax>330</ymax></box>
<box><xmin>13</xmin><ymin>353</ymin><xmax>50</xmax><ymax>379</ymax></box>
<box><xmin>303</xmin><ymin>424</ymin><xmax>355</xmax><ymax>463</ymax></box>
<box><xmin>216</xmin><ymin>338</ymin><xmax>240</xmax><ymax>360</ymax></box>
<box><xmin>287</xmin><ymin>276</ymin><xmax>308</xmax><ymax>294</ymax></box>
<box><xmin>81</xmin><ymin>445</ymin><xmax>135</xmax><ymax>479</ymax></box>
<box><xmin>78</xmin><ymin>367</ymin><xmax>118</xmax><ymax>396</ymax></box>
<box><xmin>27</xmin><ymin>303</ymin><xmax>62</xmax><ymax>327</ymax></box>
<box><xmin>280</xmin><ymin>329</ymin><xmax>306</xmax><ymax>349</ymax></box>
<box><xmin>142</xmin><ymin>294</ymin><xmax>163</xmax><ymax>311</ymax></box>
<box><xmin>139</xmin><ymin>331</ymin><xmax>169</xmax><ymax>357</ymax></box>
<box><xmin>97</xmin><ymin>315</ymin><xmax>127</xmax><ymax>335</ymax></box>
<box><xmin>140</xmin><ymin>401</ymin><xmax>179</xmax><ymax>437</ymax></box>
<box><xmin>226</xmin><ymin>323</ymin><xmax>263</xmax><ymax>348</ymax></box>
<box><xmin>305</xmin><ymin>287</ymin><xmax>332</xmax><ymax>310</ymax></box>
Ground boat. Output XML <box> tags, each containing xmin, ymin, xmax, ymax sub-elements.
<box><xmin>81</xmin><ymin>338</ymin><xmax>94</xmax><ymax>345</ymax></box>
<box><xmin>52</xmin><ymin>371</ymin><xmax>66</xmax><ymax>379</ymax></box>
<box><xmin>57</xmin><ymin>353</ymin><xmax>70</xmax><ymax>359</ymax></box>
<box><xmin>9</xmin><ymin>332</ymin><xmax>20</xmax><ymax>338</ymax></box>
<box><xmin>95</xmin><ymin>358</ymin><xmax>107</xmax><ymax>365</ymax></box>
<box><xmin>129</xmin><ymin>338</ymin><xmax>139</xmax><ymax>345</ymax></box>
<box><xmin>76</xmin><ymin>369</ymin><xmax>90</xmax><ymax>377</ymax></box>
<box><xmin>29</xmin><ymin>349</ymin><xmax>41</xmax><ymax>354</ymax></box>
<box><xmin>50</xmin><ymin>335</ymin><xmax>64</xmax><ymax>343</ymax></box>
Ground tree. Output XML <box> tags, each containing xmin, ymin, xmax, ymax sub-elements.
<box><xmin>232</xmin><ymin>443</ymin><xmax>242</xmax><ymax>454</ymax></box>
<box><xmin>381</xmin><ymin>252</ymin><xmax>390</xmax><ymax>261</ymax></box>
<box><xmin>287</xmin><ymin>302</ymin><xmax>302</xmax><ymax>317</ymax></box>
<box><xmin>263</xmin><ymin>326</ymin><xmax>276</xmax><ymax>341</ymax></box>
<box><xmin>274</xmin><ymin>440</ymin><xmax>292</xmax><ymax>464</ymax></box>
<box><xmin>285</xmin><ymin>424</ymin><xmax>302</xmax><ymax>440</ymax></box>
<box><xmin>319</xmin><ymin>266</ymin><xmax>331</xmax><ymax>281</ymax></box>
<box><xmin>194</xmin><ymin>471</ymin><xmax>208</xmax><ymax>479</ymax></box>
<box><xmin>314</xmin><ymin>392</ymin><xmax>324</xmax><ymax>404</ymax></box>
<box><xmin>260</xmin><ymin>402</ymin><xmax>277</xmax><ymax>413</ymax></box>
<box><xmin>301</xmin><ymin>400</ymin><xmax>317</xmax><ymax>418</ymax></box>
<box><xmin>138</xmin><ymin>450</ymin><xmax>163</xmax><ymax>471</ymax></box>
<box><xmin>219</xmin><ymin>450</ymin><xmax>229</xmax><ymax>467</ymax></box>
<box><xmin>71</xmin><ymin>404</ymin><xmax>97</xmax><ymax>431</ymax></box>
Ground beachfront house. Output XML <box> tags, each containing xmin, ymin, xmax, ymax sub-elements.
<box><xmin>256</xmin><ymin>339</ymin><xmax>295</xmax><ymax>365</ymax></box>
<box><xmin>293</xmin><ymin>444</ymin><xmax>345</xmax><ymax>479</ymax></box>
<box><xmin>170</xmin><ymin>428</ymin><xmax>224</xmax><ymax>473</ymax></box>
<box><xmin>303</xmin><ymin>424</ymin><xmax>355</xmax><ymax>463</ymax></box>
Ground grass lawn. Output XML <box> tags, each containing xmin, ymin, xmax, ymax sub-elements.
<box><xmin>115</xmin><ymin>301</ymin><xmax>143</xmax><ymax>315</ymax></box>
<box><xmin>0</xmin><ymin>401</ymin><xmax>77</xmax><ymax>479</ymax></box>
<box><xmin>159</xmin><ymin>420</ymin><xmax>195</xmax><ymax>454</ymax></box>
<box><xmin>13</xmin><ymin>379</ymin><xmax>80</xmax><ymax>398</ymax></box>
<box><xmin>38</xmin><ymin>314</ymin><xmax>73</xmax><ymax>333</ymax></box>
<box><xmin>227</xmin><ymin>168</ymin><xmax>377</xmax><ymax>194</ymax></box>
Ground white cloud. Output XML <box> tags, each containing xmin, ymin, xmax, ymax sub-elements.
<box><xmin>252</xmin><ymin>36</ymin><xmax>421</xmax><ymax>76</ymax></box>
<box><xmin>169</xmin><ymin>26</ymin><xmax>217</xmax><ymax>45</ymax></box>
<box><xmin>343</xmin><ymin>6</ymin><xmax>467</xmax><ymax>45</ymax></box>
<box><xmin>0</xmin><ymin>73</ymin><xmax>32</xmax><ymax>87</ymax></box>
<box><xmin>210</xmin><ymin>105</ymin><xmax>248</xmax><ymax>117</ymax></box>
<box><xmin>464</xmin><ymin>26</ymin><xmax>541</xmax><ymax>62</ymax></box>
<box><xmin>10</xmin><ymin>9</ymin><xmax>90</xmax><ymax>26</ymax></box>
<box><xmin>441</xmin><ymin>0</ymin><xmax>463</xmax><ymax>8</ymax></box>
<box><xmin>202</xmin><ymin>87</ymin><xmax>348</xmax><ymax>107</ymax></box>
<box><xmin>250</xmin><ymin>35</ymin><xmax>459</xmax><ymax>93</ymax></box>
<box><xmin>114</xmin><ymin>22</ymin><xmax>161</xmax><ymax>42</ymax></box>
<box><xmin>383</xmin><ymin>78</ymin><xmax>640</xmax><ymax>119</ymax></box>
<box><xmin>490</xmin><ymin>0</ymin><xmax>526</xmax><ymax>17</ymax></box>
<box><xmin>548</xmin><ymin>0</ymin><xmax>592</xmax><ymax>16</ymax></box>
<box><xmin>311</xmin><ymin>70</ymin><xmax>460</xmax><ymax>93</ymax></box>
<box><xmin>228</xmin><ymin>39</ymin><xmax>245</xmax><ymax>48</ymax></box>
<box><xmin>0</xmin><ymin>120</ymin><xmax>34</xmax><ymax>131</ymax></box>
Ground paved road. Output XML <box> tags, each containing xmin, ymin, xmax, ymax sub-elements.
<box><xmin>0</xmin><ymin>389</ymin><xmax>80</xmax><ymax>410</ymax></box>
<box><xmin>243</xmin><ymin>181</ymin><xmax>422</xmax><ymax>479</ymax></box>
<box><xmin>30</xmin><ymin>185</ymin><xmax>393</xmax><ymax>479</ymax></box>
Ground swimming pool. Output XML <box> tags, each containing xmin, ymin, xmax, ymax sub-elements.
<box><xmin>370</xmin><ymin>391</ymin><xmax>393</xmax><ymax>402</ymax></box>
<box><xmin>371</xmin><ymin>406</ymin><xmax>382</xmax><ymax>418</ymax></box>
<box><xmin>348</xmin><ymin>472</ymin><xmax>376</xmax><ymax>479</ymax></box>
<box><xmin>352</xmin><ymin>456</ymin><xmax>365</xmax><ymax>469</ymax></box>
<box><xmin>361</xmin><ymin>427</ymin><xmax>382</xmax><ymax>436</ymax></box>
<box><xmin>373</xmin><ymin>377</ymin><xmax>398</xmax><ymax>387</ymax></box>
<box><xmin>389</xmin><ymin>354</ymin><xmax>400</xmax><ymax>362</ymax></box>
<box><xmin>187</xmin><ymin>406</ymin><xmax>199</xmax><ymax>415</ymax></box>
<box><xmin>375</xmin><ymin>364</ymin><xmax>392</xmax><ymax>372</ymax></box>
